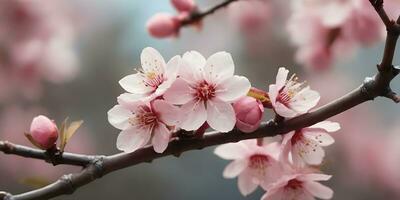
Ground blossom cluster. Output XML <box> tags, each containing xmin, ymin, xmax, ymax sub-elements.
<box><xmin>108</xmin><ymin>47</ymin><xmax>251</xmax><ymax>153</ymax></box>
<box><xmin>215</xmin><ymin>67</ymin><xmax>340</xmax><ymax>200</ymax></box>
<box><xmin>108</xmin><ymin>47</ymin><xmax>340</xmax><ymax>199</ymax></box>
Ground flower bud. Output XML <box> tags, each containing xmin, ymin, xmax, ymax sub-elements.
<box><xmin>29</xmin><ymin>115</ymin><xmax>58</xmax><ymax>149</ymax></box>
<box><xmin>171</xmin><ymin>0</ymin><xmax>196</xmax><ymax>13</ymax></box>
<box><xmin>233</xmin><ymin>97</ymin><xmax>264</xmax><ymax>133</ymax></box>
<box><xmin>146</xmin><ymin>13</ymin><xmax>181</xmax><ymax>38</ymax></box>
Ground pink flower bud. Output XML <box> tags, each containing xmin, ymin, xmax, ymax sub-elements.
<box><xmin>29</xmin><ymin>115</ymin><xmax>58</xmax><ymax>149</ymax></box>
<box><xmin>146</xmin><ymin>13</ymin><xmax>181</xmax><ymax>38</ymax></box>
<box><xmin>171</xmin><ymin>0</ymin><xmax>196</xmax><ymax>13</ymax></box>
<box><xmin>233</xmin><ymin>96</ymin><xmax>264</xmax><ymax>133</ymax></box>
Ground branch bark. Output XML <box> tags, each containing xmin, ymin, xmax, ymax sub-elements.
<box><xmin>1</xmin><ymin>1</ymin><xmax>400</xmax><ymax>200</ymax></box>
<box><xmin>181</xmin><ymin>0</ymin><xmax>239</xmax><ymax>26</ymax></box>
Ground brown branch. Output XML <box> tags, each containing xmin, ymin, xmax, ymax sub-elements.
<box><xmin>181</xmin><ymin>0</ymin><xmax>239</xmax><ymax>26</ymax></box>
<box><xmin>0</xmin><ymin>141</ymin><xmax>97</xmax><ymax>167</ymax></box>
<box><xmin>1</xmin><ymin>1</ymin><xmax>400</xmax><ymax>200</ymax></box>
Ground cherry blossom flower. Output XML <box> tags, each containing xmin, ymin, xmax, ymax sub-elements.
<box><xmin>262</xmin><ymin>173</ymin><xmax>333</xmax><ymax>200</ymax></box>
<box><xmin>108</xmin><ymin>97</ymin><xmax>180</xmax><ymax>153</ymax></box>
<box><xmin>214</xmin><ymin>139</ymin><xmax>282</xmax><ymax>196</ymax></box>
<box><xmin>268</xmin><ymin>67</ymin><xmax>320</xmax><ymax>118</ymax></box>
<box><xmin>281</xmin><ymin>121</ymin><xmax>340</xmax><ymax>166</ymax></box>
<box><xmin>163</xmin><ymin>51</ymin><xmax>251</xmax><ymax>132</ymax></box>
<box><xmin>119</xmin><ymin>47</ymin><xmax>181</xmax><ymax>102</ymax></box>
<box><xmin>229</xmin><ymin>0</ymin><xmax>272</xmax><ymax>34</ymax></box>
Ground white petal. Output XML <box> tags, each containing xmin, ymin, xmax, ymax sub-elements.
<box><xmin>206</xmin><ymin>99</ymin><xmax>236</xmax><ymax>132</ymax></box>
<box><xmin>275</xmin><ymin>102</ymin><xmax>298</xmax><ymax>118</ymax></box>
<box><xmin>152</xmin><ymin>99</ymin><xmax>181</xmax><ymax>126</ymax></box>
<box><xmin>163</xmin><ymin>78</ymin><xmax>194</xmax><ymax>105</ymax></box>
<box><xmin>304</xmin><ymin>131</ymin><xmax>335</xmax><ymax>147</ymax></box>
<box><xmin>275</xmin><ymin>67</ymin><xmax>289</xmax><ymax>90</ymax></box>
<box><xmin>304</xmin><ymin>181</ymin><xmax>334</xmax><ymax>200</ymax></box>
<box><xmin>179</xmin><ymin>51</ymin><xmax>206</xmax><ymax>83</ymax></box>
<box><xmin>204</xmin><ymin>51</ymin><xmax>234</xmax><ymax>83</ymax></box>
<box><xmin>216</xmin><ymin>75</ymin><xmax>251</xmax><ymax>102</ymax></box>
<box><xmin>165</xmin><ymin>55</ymin><xmax>181</xmax><ymax>78</ymax></box>
<box><xmin>299</xmin><ymin>174</ymin><xmax>332</xmax><ymax>181</ymax></box>
<box><xmin>309</xmin><ymin>121</ymin><xmax>340</xmax><ymax>132</ymax></box>
<box><xmin>180</xmin><ymin>100</ymin><xmax>207</xmax><ymax>131</ymax></box>
<box><xmin>119</xmin><ymin>74</ymin><xmax>154</xmax><ymax>94</ymax></box>
<box><xmin>293</xmin><ymin>139</ymin><xmax>325</xmax><ymax>165</ymax></box>
<box><xmin>107</xmin><ymin>105</ymin><xmax>131</xmax><ymax>130</ymax></box>
<box><xmin>117</xmin><ymin>93</ymin><xmax>148</xmax><ymax>109</ymax></box>
<box><xmin>268</xmin><ymin>84</ymin><xmax>278</xmax><ymax>107</ymax></box>
<box><xmin>151</xmin><ymin>123</ymin><xmax>172</xmax><ymax>153</ymax></box>
<box><xmin>141</xmin><ymin>47</ymin><xmax>166</xmax><ymax>74</ymax></box>
<box><xmin>116</xmin><ymin>127</ymin><xmax>151</xmax><ymax>153</ymax></box>
<box><xmin>214</xmin><ymin>142</ymin><xmax>249</xmax><ymax>160</ymax></box>
<box><xmin>238</xmin><ymin>170</ymin><xmax>258</xmax><ymax>196</ymax></box>
<box><xmin>223</xmin><ymin>159</ymin><xmax>248</xmax><ymax>178</ymax></box>
<box><xmin>290</xmin><ymin>87</ymin><xmax>320</xmax><ymax>113</ymax></box>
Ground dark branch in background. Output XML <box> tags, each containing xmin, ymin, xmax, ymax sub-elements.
<box><xmin>181</xmin><ymin>0</ymin><xmax>239</xmax><ymax>26</ymax></box>
<box><xmin>0</xmin><ymin>141</ymin><xmax>96</xmax><ymax>167</ymax></box>
<box><xmin>1</xmin><ymin>1</ymin><xmax>400</xmax><ymax>200</ymax></box>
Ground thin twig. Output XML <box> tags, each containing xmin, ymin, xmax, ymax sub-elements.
<box><xmin>181</xmin><ymin>0</ymin><xmax>240</xmax><ymax>26</ymax></box>
<box><xmin>0</xmin><ymin>141</ymin><xmax>96</xmax><ymax>167</ymax></box>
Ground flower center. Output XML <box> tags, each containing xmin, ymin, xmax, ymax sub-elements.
<box><xmin>248</xmin><ymin>154</ymin><xmax>270</xmax><ymax>177</ymax></box>
<box><xmin>128</xmin><ymin>105</ymin><xmax>157</xmax><ymax>128</ymax></box>
<box><xmin>139</xmin><ymin>70</ymin><xmax>164</xmax><ymax>89</ymax></box>
<box><xmin>290</xmin><ymin>130</ymin><xmax>304</xmax><ymax>145</ymax></box>
<box><xmin>195</xmin><ymin>81</ymin><xmax>216</xmax><ymax>101</ymax></box>
<box><xmin>285</xmin><ymin>179</ymin><xmax>303</xmax><ymax>190</ymax></box>
<box><xmin>276</xmin><ymin>74</ymin><xmax>306</xmax><ymax>106</ymax></box>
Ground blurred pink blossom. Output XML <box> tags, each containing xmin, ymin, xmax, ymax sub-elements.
<box><xmin>146</xmin><ymin>13</ymin><xmax>181</xmax><ymax>39</ymax></box>
<box><xmin>170</xmin><ymin>0</ymin><xmax>197</xmax><ymax>13</ymax></box>
<box><xmin>0</xmin><ymin>0</ymin><xmax>79</xmax><ymax>102</ymax></box>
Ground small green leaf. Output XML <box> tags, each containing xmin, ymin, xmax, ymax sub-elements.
<box><xmin>59</xmin><ymin>118</ymin><xmax>83</xmax><ymax>152</ymax></box>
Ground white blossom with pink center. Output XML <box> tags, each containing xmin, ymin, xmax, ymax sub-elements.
<box><xmin>269</xmin><ymin>67</ymin><xmax>320</xmax><ymax>118</ymax></box>
<box><xmin>108</xmin><ymin>97</ymin><xmax>180</xmax><ymax>153</ymax></box>
<box><xmin>119</xmin><ymin>47</ymin><xmax>181</xmax><ymax>102</ymax></box>
<box><xmin>163</xmin><ymin>51</ymin><xmax>251</xmax><ymax>132</ymax></box>
<box><xmin>214</xmin><ymin>139</ymin><xmax>282</xmax><ymax>196</ymax></box>
<box><xmin>262</xmin><ymin>173</ymin><xmax>333</xmax><ymax>200</ymax></box>
<box><xmin>281</xmin><ymin>121</ymin><xmax>340</xmax><ymax>166</ymax></box>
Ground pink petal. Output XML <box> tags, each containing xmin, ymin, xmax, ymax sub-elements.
<box><xmin>107</xmin><ymin>105</ymin><xmax>131</xmax><ymax>130</ymax></box>
<box><xmin>275</xmin><ymin>67</ymin><xmax>289</xmax><ymax>90</ymax></box>
<box><xmin>179</xmin><ymin>51</ymin><xmax>206</xmax><ymax>83</ymax></box>
<box><xmin>304</xmin><ymin>181</ymin><xmax>334</xmax><ymax>199</ymax></box>
<box><xmin>261</xmin><ymin>189</ymin><xmax>285</xmax><ymax>200</ymax></box>
<box><xmin>117</xmin><ymin>93</ymin><xmax>148</xmax><ymax>109</ymax></box>
<box><xmin>116</xmin><ymin>127</ymin><xmax>151</xmax><ymax>153</ymax></box>
<box><xmin>223</xmin><ymin>159</ymin><xmax>248</xmax><ymax>178</ymax></box>
<box><xmin>180</xmin><ymin>100</ymin><xmax>207</xmax><ymax>131</ymax></box>
<box><xmin>309</xmin><ymin>121</ymin><xmax>340</xmax><ymax>132</ymax></box>
<box><xmin>299</xmin><ymin>174</ymin><xmax>332</xmax><ymax>181</ymax></box>
<box><xmin>275</xmin><ymin>102</ymin><xmax>297</xmax><ymax>118</ymax></box>
<box><xmin>119</xmin><ymin>74</ymin><xmax>153</xmax><ymax>94</ymax></box>
<box><xmin>204</xmin><ymin>51</ymin><xmax>234</xmax><ymax>83</ymax></box>
<box><xmin>163</xmin><ymin>78</ymin><xmax>194</xmax><ymax>105</ymax></box>
<box><xmin>151</xmin><ymin>123</ymin><xmax>172</xmax><ymax>153</ymax></box>
<box><xmin>206</xmin><ymin>99</ymin><xmax>236</xmax><ymax>132</ymax></box>
<box><xmin>214</xmin><ymin>142</ymin><xmax>249</xmax><ymax>160</ymax></box>
<box><xmin>141</xmin><ymin>47</ymin><xmax>166</xmax><ymax>74</ymax></box>
<box><xmin>238</xmin><ymin>170</ymin><xmax>258</xmax><ymax>196</ymax></box>
<box><xmin>152</xmin><ymin>99</ymin><xmax>181</xmax><ymax>126</ymax></box>
<box><xmin>216</xmin><ymin>75</ymin><xmax>251</xmax><ymax>102</ymax></box>
<box><xmin>268</xmin><ymin>84</ymin><xmax>278</xmax><ymax>107</ymax></box>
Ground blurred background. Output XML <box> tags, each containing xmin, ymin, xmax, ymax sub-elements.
<box><xmin>0</xmin><ymin>0</ymin><xmax>400</xmax><ymax>199</ymax></box>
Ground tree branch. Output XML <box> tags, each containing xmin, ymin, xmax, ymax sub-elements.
<box><xmin>1</xmin><ymin>1</ymin><xmax>400</xmax><ymax>200</ymax></box>
<box><xmin>0</xmin><ymin>141</ymin><xmax>97</xmax><ymax>167</ymax></box>
<box><xmin>181</xmin><ymin>0</ymin><xmax>239</xmax><ymax>26</ymax></box>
